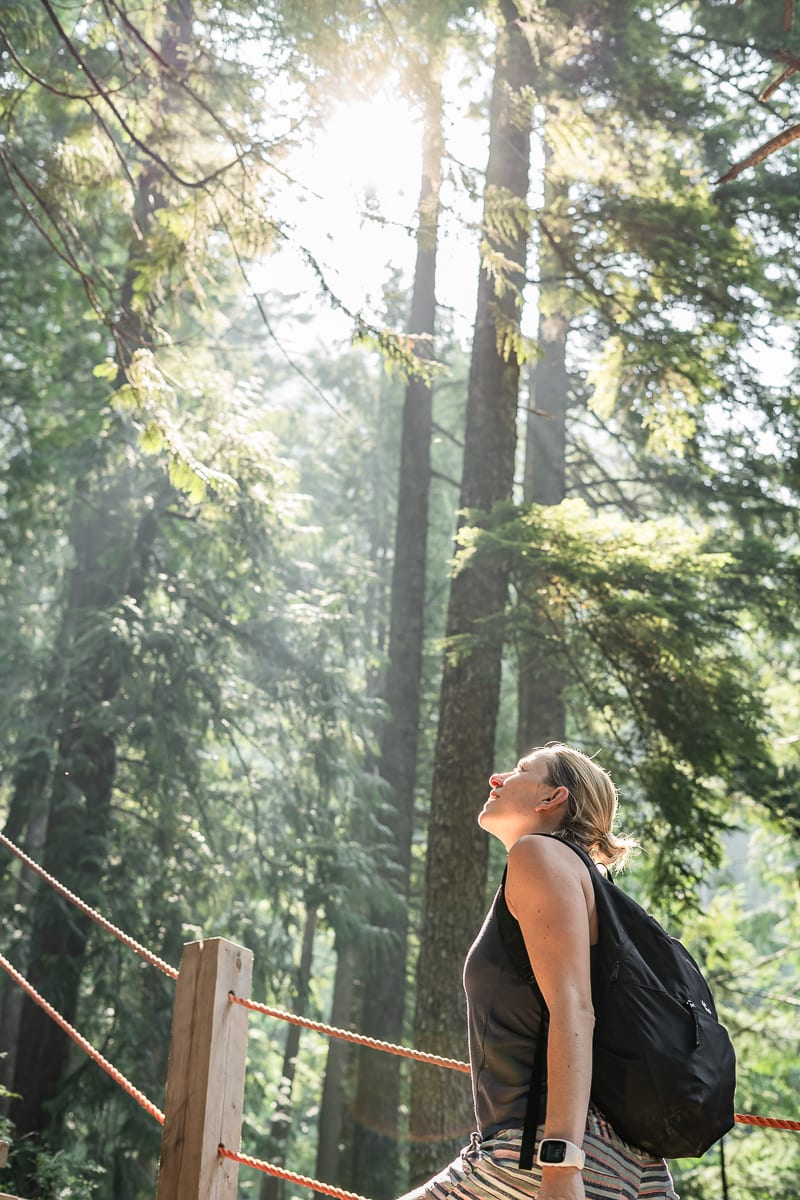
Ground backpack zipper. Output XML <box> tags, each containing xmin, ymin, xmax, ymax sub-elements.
<box><xmin>686</xmin><ymin>1000</ymin><xmax>701</xmax><ymax>1047</ymax></box>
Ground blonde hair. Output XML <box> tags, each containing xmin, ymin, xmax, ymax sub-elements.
<box><xmin>531</xmin><ymin>742</ymin><xmax>637</xmax><ymax>872</ymax></box>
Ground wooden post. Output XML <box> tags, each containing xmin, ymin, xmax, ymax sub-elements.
<box><xmin>156</xmin><ymin>938</ymin><xmax>253</xmax><ymax>1200</ymax></box>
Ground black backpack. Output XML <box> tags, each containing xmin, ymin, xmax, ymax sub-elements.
<box><xmin>496</xmin><ymin>836</ymin><xmax>736</xmax><ymax>1167</ymax></box>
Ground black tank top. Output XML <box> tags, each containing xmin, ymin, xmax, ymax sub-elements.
<box><xmin>463</xmin><ymin>876</ymin><xmax>547</xmax><ymax>1137</ymax></box>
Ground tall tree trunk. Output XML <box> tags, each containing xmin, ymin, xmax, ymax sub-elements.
<box><xmin>0</xmin><ymin>475</ymin><xmax>165</xmax><ymax>1131</ymax></box>
<box><xmin>261</xmin><ymin>904</ymin><xmax>319</xmax><ymax>1200</ymax></box>
<box><xmin>7</xmin><ymin>495</ymin><xmax>161</xmax><ymax>1142</ymax></box>
<box><xmin>517</xmin><ymin>150</ymin><xmax>569</xmax><ymax>753</ymax></box>
<box><xmin>409</xmin><ymin>1</ymin><xmax>535</xmax><ymax>1181</ymax></box>
<box><xmin>349</xmin><ymin>70</ymin><xmax>444</xmax><ymax>1200</ymax></box>
<box><xmin>5</xmin><ymin>0</ymin><xmax>191</xmax><ymax>1152</ymax></box>
<box><xmin>315</xmin><ymin>939</ymin><xmax>357</xmax><ymax>1196</ymax></box>
<box><xmin>0</xmin><ymin>767</ymin><xmax>52</xmax><ymax>1108</ymax></box>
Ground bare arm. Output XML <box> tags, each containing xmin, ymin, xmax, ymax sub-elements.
<box><xmin>505</xmin><ymin>836</ymin><xmax>594</xmax><ymax>1198</ymax></box>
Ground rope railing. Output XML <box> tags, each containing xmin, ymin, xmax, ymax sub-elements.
<box><xmin>2</xmin><ymin>826</ymin><xmax>800</xmax><ymax>1200</ymax></box>
<box><xmin>0</xmin><ymin>830</ymin><xmax>178</xmax><ymax>980</ymax></box>
<box><xmin>228</xmin><ymin>993</ymin><xmax>800</xmax><ymax>1133</ymax></box>
<box><xmin>218</xmin><ymin>1145</ymin><xmax>372</xmax><ymax>1200</ymax></box>
<box><xmin>0</xmin><ymin>950</ymin><xmax>165</xmax><ymax>1127</ymax></box>
<box><xmin>733</xmin><ymin>1113</ymin><xmax>800</xmax><ymax>1131</ymax></box>
<box><xmin>229</xmin><ymin>992</ymin><xmax>472</xmax><ymax>1073</ymax></box>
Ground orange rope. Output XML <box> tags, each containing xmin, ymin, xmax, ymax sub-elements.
<box><xmin>228</xmin><ymin>992</ymin><xmax>471</xmax><ymax>1073</ymax></box>
<box><xmin>0</xmin><ymin>950</ymin><xmax>165</xmax><ymax>1126</ymax></box>
<box><xmin>218</xmin><ymin>1145</ymin><xmax>371</xmax><ymax>1200</ymax></box>
<box><xmin>734</xmin><ymin>1112</ymin><xmax>800</xmax><ymax>1131</ymax></box>
<box><xmin>4</xmin><ymin>833</ymin><xmax>799</xmax><ymax>1139</ymax></box>
<box><xmin>0</xmin><ymin>831</ymin><xmax>178</xmax><ymax>980</ymax></box>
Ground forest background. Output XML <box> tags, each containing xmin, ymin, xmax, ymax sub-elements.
<box><xmin>1</xmin><ymin>0</ymin><xmax>800</xmax><ymax>1197</ymax></box>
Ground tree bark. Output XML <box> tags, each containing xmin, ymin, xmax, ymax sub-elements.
<box><xmin>349</xmin><ymin>70</ymin><xmax>444</xmax><ymax>1200</ymax></box>
<box><xmin>315</xmin><ymin>939</ymin><xmax>357</xmax><ymax>1197</ymax></box>
<box><xmin>409</xmin><ymin>1</ymin><xmax>534</xmax><ymax>1181</ymax></box>
<box><xmin>0</xmin><ymin>779</ymin><xmax>51</xmax><ymax>1107</ymax></box>
<box><xmin>7</xmin><ymin>492</ymin><xmax>160</xmax><ymax>1142</ymax></box>
<box><xmin>517</xmin><ymin>150</ymin><xmax>569</xmax><ymax>753</ymax></box>
<box><xmin>261</xmin><ymin>904</ymin><xmax>318</xmax><ymax>1200</ymax></box>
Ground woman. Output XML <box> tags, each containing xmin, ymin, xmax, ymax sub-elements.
<box><xmin>404</xmin><ymin>742</ymin><xmax>678</xmax><ymax>1200</ymax></box>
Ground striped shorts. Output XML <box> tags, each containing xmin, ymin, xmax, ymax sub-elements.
<box><xmin>400</xmin><ymin>1109</ymin><xmax>678</xmax><ymax>1200</ymax></box>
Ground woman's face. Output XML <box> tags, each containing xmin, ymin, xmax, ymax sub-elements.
<box><xmin>478</xmin><ymin>753</ymin><xmax>555</xmax><ymax>842</ymax></box>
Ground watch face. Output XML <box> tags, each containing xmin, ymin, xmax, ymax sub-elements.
<box><xmin>539</xmin><ymin>1141</ymin><xmax>567</xmax><ymax>1164</ymax></box>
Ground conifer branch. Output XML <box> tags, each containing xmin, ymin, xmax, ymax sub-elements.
<box><xmin>0</xmin><ymin>20</ymin><xmax>140</xmax><ymax>100</ymax></box>
<box><xmin>100</xmin><ymin>0</ymin><xmax>260</xmax><ymax>158</ymax></box>
<box><xmin>216</xmin><ymin>207</ymin><xmax>348</xmax><ymax>421</ymax></box>
<box><xmin>716</xmin><ymin>122</ymin><xmax>800</xmax><ymax>184</ymax></box>
<box><xmin>38</xmin><ymin>0</ymin><xmax>252</xmax><ymax>190</ymax></box>
<box><xmin>0</xmin><ymin>145</ymin><xmax>108</xmax><ymax>324</ymax></box>
<box><xmin>759</xmin><ymin>50</ymin><xmax>800</xmax><ymax>101</ymax></box>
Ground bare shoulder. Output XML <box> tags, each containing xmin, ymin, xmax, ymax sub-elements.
<box><xmin>507</xmin><ymin>833</ymin><xmax>587</xmax><ymax>875</ymax></box>
<box><xmin>510</xmin><ymin>830</ymin><xmax>597</xmax><ymax>940</ymax></box>
<box><xmin>507</xmin><ymin>834</ymin><xmax>585</xmax><ymax>891</ymax></box>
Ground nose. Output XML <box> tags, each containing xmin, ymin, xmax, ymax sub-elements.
<box><xmin>490</xmin><ymin>773</ymin><xmax>505</xmax><ymax>788</ymax></box>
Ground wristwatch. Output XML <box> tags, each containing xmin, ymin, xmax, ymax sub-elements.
<box><xmin>536</xmin><ymin>1138</ymin><xmax>586</xmax><ymax>1169</ymax></box>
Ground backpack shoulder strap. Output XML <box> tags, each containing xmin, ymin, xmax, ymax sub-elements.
<box><xmin>547</xmin><ymin>836</ymin><xmax>628</xmax><ymax>949</ymax></box>
<box><xmin>547</xmin><ymin>834</ymin><xmax>611</xmax><ymax>881</ymax></box>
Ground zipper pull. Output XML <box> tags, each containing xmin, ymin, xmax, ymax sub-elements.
<box><xmin>686</xmin><ymin>1000</ymin><xmax>701</xmax><ymax>1047</ymax></box>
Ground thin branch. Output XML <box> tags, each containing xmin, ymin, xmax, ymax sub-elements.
<box><xmin>716</xmin><ymin>122</ymin><xmax>800</xmax><ymax>185</ymax></box>
<box><xmin>103</xmin><ymin>0</ymin><xmax>253</xmax><ymax>156</ymax></box>
<box><xmin>86</xmin><ymin>98</ymin><xmax>140</xmax><ymax>198</ymax></box>
<box><xmin>760</xmin><ymin>62</ymin><xmax>799</xmax><ymax>101</ymax></box>
<box><xmin>0</xmin><ymin>146</ymin><xmax>106</xmax><ymax>322</ymax></box>
<box><xmin>0</xmin><ymin>19</ymin><xmax>142</xmax><ymax>100</ymax></box>
<box><xmin>759</xmin><ymin>49</ymin><xmax>800</xmax><ymax>101</ymax></box>
<box><xmin>712</xmin><ymin>940</ymin><xmax>800</xmax><ymax>983</ymax></box>
<box><xmin>38</xmin><ymin>0</ymin><xmax>250</xmax><ymax>191</ymax></box>
<box><xmin>215</xmin><ymin>207</ymin><xmax>347</xmax><ymax>422</ymax></box>
<box><xmin>669</xmin><ymin>45</ymin><xmax>771</xmax><ymax>108</ymax></box>
<box><xmin>431</xmin><ymin>421</ymin><xmax>464</xmax><ymax>448</ymax></box>
<box><xmin>430</xmin><ymin>469</ymin><xmax>461</xmax><ymax>489</ymax></box>
<box><xmin>567</xmin><ymin>444</ymin><xmax>652</xmax><ymax>520</ymax></box>
<box><xmin>722</xmin><ymin>983</ymin><xmax>800</xmax><ymax>1010</ymax></box>
<box><xmin>538</xmin><ymin>215</ymin><xmax>637</xmax><ymax>330</ymax></box>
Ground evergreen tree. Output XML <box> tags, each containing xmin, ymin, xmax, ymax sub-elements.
<box><xmin>410</xmin><ymin>0</ymin><xmax>537</xmax><ymax>1178</ymax></box>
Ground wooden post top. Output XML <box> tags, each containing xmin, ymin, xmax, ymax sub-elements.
<box><xmin>156</xmin><ymin>936</ymin><xmax>253</xmax><ymax>1200</ymax></box>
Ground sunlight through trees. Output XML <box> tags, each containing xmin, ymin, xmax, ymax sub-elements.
<box><xmin>1</xmin><ymin>2</ymin><xmax>800</xmax><ymax>1197</ymax></box>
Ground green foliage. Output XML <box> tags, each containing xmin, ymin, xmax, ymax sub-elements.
<box><xmin>1</xmin><ymin>0</ymin><xmax>800</xmax><ymax>1196</ymax></box>
<box><xmin>457</xmin><ymin>499</ymin><xmax>798</xmax><ymax>895</ymax></box>
<box><xmin>671</xmin><ymin>817</ymin><xmax>800</xmax><ymax>1198</ymax></box>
